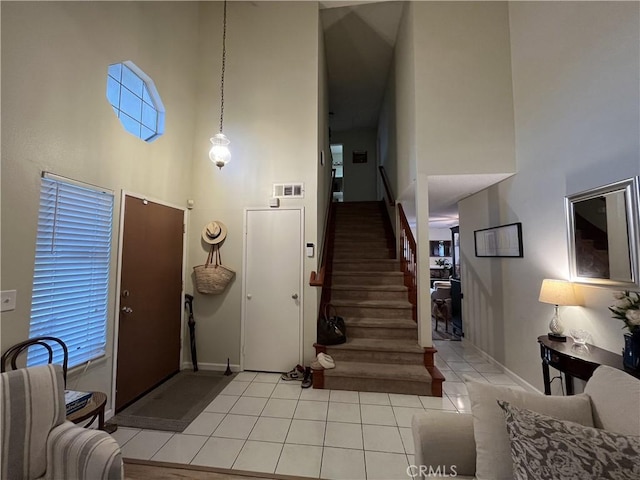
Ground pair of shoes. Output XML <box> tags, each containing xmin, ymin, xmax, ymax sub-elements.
<box><xmin>281</xmin><ymin>364</ymin><xmax>305</xmax><ymax>381</ymax></box>
<box><xmin>317</xmin><ymin>352</ymin><xmax>335</xmax><ymax>369</ymax></box>
<box><xmin>301</xmin><ymin>366</ymin><xmax>312</xmax><ymax>388</ymax></box>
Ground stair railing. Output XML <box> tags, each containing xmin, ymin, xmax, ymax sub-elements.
<box><xmin>378</xmin><ymin>166</ymin><xmax>396</xmax><ymax>207</ymax></box>
<box><xmin>310</xmin><ymin>169</ymin><xmax>337</xmax><ymax>299</ymax></box>
<box><xmin>379</xmin><ymin>166</ymin><xmax>417</xmax><ymax>323</ymax></box>
<box><xmin>398</xmin><ymin>203</ymin><xmax>418</xmax><ymax>322</ymax></box>
<box><xmin>379</xmin><ymin>166</ymin><xmax>444</xmax><ymax>395</ymax></box>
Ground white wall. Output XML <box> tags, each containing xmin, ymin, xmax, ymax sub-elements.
<box><xmin>187</xmin><ymin>2</ymin><xmax>321</xmax><ymax>370</ymax></box>
<box><xmin>377</xmin><ymin>2</ymin><xmax>516</xmax><ymax>347</ymax></box>
<box><xmin>331</xmin><ymin>128</ymin><xmax>378</xmax><ymax>202</ymax></box>
<box><xmin>317</xmin><ymin>14</ymin><xmax>333</xmax><ymax>309</ymax></box>
<box><xmin>413</xmin><ymin>1</ymin><xmax>516</xmax><ymax>177</ymax></box>
<box><xmin>390</xmin><ymin>2</ymin><xmax>417</xmax><ymax>199</ymax></box>
<box><xmin>377</xmin><ymin>2</ymin><xmax>417</xmax><ymax>199</ymax></box>
<box><xmin>1</xmin><ymin>1</ymin><xmax>323</xmax><ymax>415</ymax></box>
<box><xmin>460</xmin><ymin>1</ymin><xmax>640</xmax><ymax>392</ymax></box>
<box><xmin>377</xmin><ymin>54</ymin><xmax>398</xmax><ymax>232</ymax></box>
<box><xmin>1</xmin><ymin>2</ymin><xmax>199</xmax><ymax>402</ymax></box>
<box><xmin>411</xmin><ymin>1</ymin><xmax>517</xmax><ymax>346</ymax></box>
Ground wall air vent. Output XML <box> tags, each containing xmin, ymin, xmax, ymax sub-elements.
<box><xmin>273</xmin><ymin>183</ymin><xmax>305</xmax><ymax>199</ymax></box>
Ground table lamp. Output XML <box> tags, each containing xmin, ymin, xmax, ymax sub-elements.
<box><xmin>538</xmin><ymin>279</ymin><xmax>580</xmax><ymax>342</ymax></box>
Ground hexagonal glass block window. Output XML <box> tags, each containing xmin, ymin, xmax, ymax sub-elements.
<box><xmin>106</xmin><ymin>61</ymin><xmax>165</xmax><ymax>142</ymax></box>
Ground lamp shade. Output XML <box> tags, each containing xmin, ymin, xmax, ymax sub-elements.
<box><xmin>539</xmin><ymin>279</ymin><xmax>579</xmax><ymax>306</ymax></box>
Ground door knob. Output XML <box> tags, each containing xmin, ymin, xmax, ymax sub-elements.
<box><xmin>121</xmin><ymin>306</ymin><xmax>133</xmax><ymax>314</ymax></box>
<box><xmin>292</xmin><ymin>293</ymin><xmax>299</xmax><ymax>300</ymax></box>
<box><xmin>247</xmin><ymin>294</ymin><xmax>252</xmax><ymax>299</ymax></box>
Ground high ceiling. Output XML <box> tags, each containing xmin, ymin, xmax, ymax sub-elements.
<box><xmin>319</xmin><ymin>1</ymin><xmax>510</xmax><ymax>227</ymax></box>
<box><xmin>320</xmin><ymin>1</ymin><xmax>403</xmax><ymax>132</ymax></box>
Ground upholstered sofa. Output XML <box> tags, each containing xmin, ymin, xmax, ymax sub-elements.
<box><xmin>411</xmin><ymin>365</ymin><xmax>640</xmax><ymax>479</ymax></box>
<box><xmin>1</xmin><ymin>364</ymin><xmax>123</xmax><ymax>480</ymax></box>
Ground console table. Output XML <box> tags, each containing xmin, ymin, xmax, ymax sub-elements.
<box><xmin>538</xmin><ymin>335</ymin><xmax>640</xmax><ymax>395</ymax></box>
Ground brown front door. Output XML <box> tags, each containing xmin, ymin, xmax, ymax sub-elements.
<box><xmin>115</xmin><ymin>195</ymin><xmax>184</xmax><ymax>411</ymax></box>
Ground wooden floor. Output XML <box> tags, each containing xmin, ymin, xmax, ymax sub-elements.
<box><xmin>123</xmin><ymin>459</ymin><xmax>304</xmax><ymax>480</ymax></box>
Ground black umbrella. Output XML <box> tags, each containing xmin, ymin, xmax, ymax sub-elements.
<box><xmin>185</xmin><ymin>294</ymin><xmax>198</xmax><ymax>372</ymax></box>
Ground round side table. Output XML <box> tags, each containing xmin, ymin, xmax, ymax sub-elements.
<box><xmin>67</xmin><ymin>391</ymin><xmax>107</xmax><ymax>430</ymax></box>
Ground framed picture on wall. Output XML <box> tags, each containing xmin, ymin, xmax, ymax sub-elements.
<box><xmin>352</xmin><ymin>151</ymin><xmax>368</xmax><ymax>163</ymax></box>
<box><xmin>474</xmin><ymin>222</ymin><xmax>523</xmax><ymax>257</ymax></box>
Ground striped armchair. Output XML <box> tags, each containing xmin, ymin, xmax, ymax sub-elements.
<box><xmin>1</xmin><ymin>364</ymin><xmax>123</xmax><ymax>480</ymax></box>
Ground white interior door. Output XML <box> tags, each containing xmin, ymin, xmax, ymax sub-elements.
<box><xmin>243</xmin><ymin>208</ymin><xmax>302</xmax><ymax>372</ymax></box>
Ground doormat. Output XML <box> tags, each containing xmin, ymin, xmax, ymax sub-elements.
<box><xmin>432</xmin><ymin>317</ymin><xmax>461</xmax><ymax>341</ymax></box>
<box><xmin>110</xmin><ymin>370</ymin><xmax>236</xmax><ymax>433</ymax></box>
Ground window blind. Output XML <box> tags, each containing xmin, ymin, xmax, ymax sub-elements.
<box><xmin>28</xmin><ymin>175</ymin><xmax>114</xmax><ymax>369</ymax></box>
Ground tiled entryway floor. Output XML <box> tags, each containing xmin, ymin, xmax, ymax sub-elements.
<box><xmin>111</xmin><ymin>340</ymin><xmax>532</xmax><ymax>479</ymax></box>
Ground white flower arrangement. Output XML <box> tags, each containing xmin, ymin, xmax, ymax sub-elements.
<box><xmin>609</xmin><ymin>291</ymin><xmax>640</xmax><ymax>335</ymax></box>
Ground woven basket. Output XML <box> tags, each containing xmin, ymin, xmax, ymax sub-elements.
<box><xmin>194</xmin><ymin>246</ymin><xmax>235</xmax><ymax>295</ymax></box>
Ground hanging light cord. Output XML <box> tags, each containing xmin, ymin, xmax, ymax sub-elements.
<box><xmin>219</xmin><ymin>0</ymin><xmax>227</xmax><ymax>134</ymax></box>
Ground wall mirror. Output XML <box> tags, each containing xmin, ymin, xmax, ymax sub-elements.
<box><xmin>565</xmin><ymin>177</ymin><xmax>640</xmax><ymax>288</ymax></box>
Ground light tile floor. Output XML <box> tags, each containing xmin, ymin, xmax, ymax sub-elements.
<box><xmin>111</xmin><ymin>340</ymin><xmax>531</xmax><ymax>479</ymax></box>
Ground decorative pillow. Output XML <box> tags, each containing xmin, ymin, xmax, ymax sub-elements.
<box><xmin>464</xmin><ymin>377</ymin><xmax>594</xmax><ymax>480</ymax></box>
<box><xmin>498</xmin><ymin>400</ymin><xmax>640</xmax><ymax>480</ymax></box>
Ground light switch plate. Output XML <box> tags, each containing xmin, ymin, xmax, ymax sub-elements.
<box><xmin>1</xmin><ymin>290</ymin><xmax>17</xmax><ymax>312</ymax></box>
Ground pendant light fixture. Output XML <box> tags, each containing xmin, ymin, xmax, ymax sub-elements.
<box><xmin>209</xmin><ymin>0</ymin><xmax>231</xmax><ymax>169</ymax></box>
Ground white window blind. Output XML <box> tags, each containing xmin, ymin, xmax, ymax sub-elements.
<box><xmin>28</xmin><ymin>175</ymin><xmax>114</xmax><ymax>369</ymax></box>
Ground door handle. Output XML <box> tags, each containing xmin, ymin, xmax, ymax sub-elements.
<box><xmin>121</xmin><ymin>306</ymin><xmax>133</xmax><ymax>314</ymax></box>
<box><xmin>292</xmin><ymin>293</ymin><xmax>299</xmax><ymax>300</ymax></box>
<box><xmin>247</xmin><ymin>294</ymin><xmax>252</xmax><ymax>299</ymax></box>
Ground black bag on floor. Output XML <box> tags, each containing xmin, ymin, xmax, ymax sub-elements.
<box><xmin>317</xmin><ymin>304</ymin><xmax>347</xmax><ymax>345</ymax></box>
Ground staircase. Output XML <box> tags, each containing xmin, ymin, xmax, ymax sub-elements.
<box><xmin>314</xmin><ymin>201</ymin><xmax>441</xmax><ymax>396</ymax></box>
<box><xmin>575</xmin><ymin>232</ymin><xmax>610</xmax><ymax>278</ymax></box>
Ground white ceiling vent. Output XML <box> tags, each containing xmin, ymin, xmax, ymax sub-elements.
<box><xmin>273</xmin><ymin>183</ymin><xmax>305</xmax><ymax>199</ymax></box>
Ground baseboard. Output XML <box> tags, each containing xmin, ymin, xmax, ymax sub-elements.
<box><xmin>498</xmin><ymin>361</ymin><xmax>540</xmax><ymax>394</ymax></box>
<box><xmin>181</xmin><ymin>362</ymin><xmax>241</xmax><ymax>372</ymax></box>
<box><xmin>461</xmin><ymin>339</ymin><xmax>541</xmax><ymax>394</ymax></box>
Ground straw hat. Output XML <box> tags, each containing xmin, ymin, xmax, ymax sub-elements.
<box><xmin>202</xmin><ymin>221</ymin><xmax>228</xmax><ymax>245</ymax></box>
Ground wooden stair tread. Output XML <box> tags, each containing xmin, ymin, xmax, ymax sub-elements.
<box><xmin>331</xmin><ymin>299</ymin><xmax>412</xmax><ymax>309</ymax></box>
<box><xmin>331</xmin><ymin>285</ymin><xmax>407</xmax><ymax>292</ymax></box>
<box><xmin>323</xmin><ymin>361</ymin><xmax>431</xmax><ymax>382</ymax></box>
<box><xmin>334</xmin><ymin>235</ymin><xmax>388</xmax><ymax>240</ymax></box>
<box><xmin>344</xmin><ymin>317</ymin><xmax>417</xmax><ymax>329</ymax></box>
<box><xmin>335</xmin><ymin>224</ymin><xmax>384</xmax><ymax>227</ymax></box>
<box><xmin>332</xmin><ymin>271</ymin><xmax>403</xmax><ymax>277</ymax></box>
<box><xmin>326</xmin><ymin>338</ymin><xmax>424</xmax><ymax>353</ymax></box>
<box><xmin>333</xmin><ymin>245</ymin><xmax>390</xmax><ymax>250</ymax></box>
<box><xmin>334</xmin><ymin>242</ymin><xmax>389</xmax><ymax>246</ymax></box>
<box><xmin>334</xmin><ymin>231</ymin><xmax>386</xmax><ymax>234</ymax></box>
<box><xmin>332</xmin><ymin>267</ymin><xmax>400</xmax><ymax>272</ymax></box>
<box><xmin>333</xmin><ymin>238</ymin><xmax>387</xmax><ymax>241</ymax></box>
<box><xmin>313</xmin><ymin>201</ymin><xmax>442</xmax><ymax>396</ymax></box>
<box><xmin>333</xmin><ymin>258</ymin><xmax>398</xmax><ymax>263</ymax></box>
